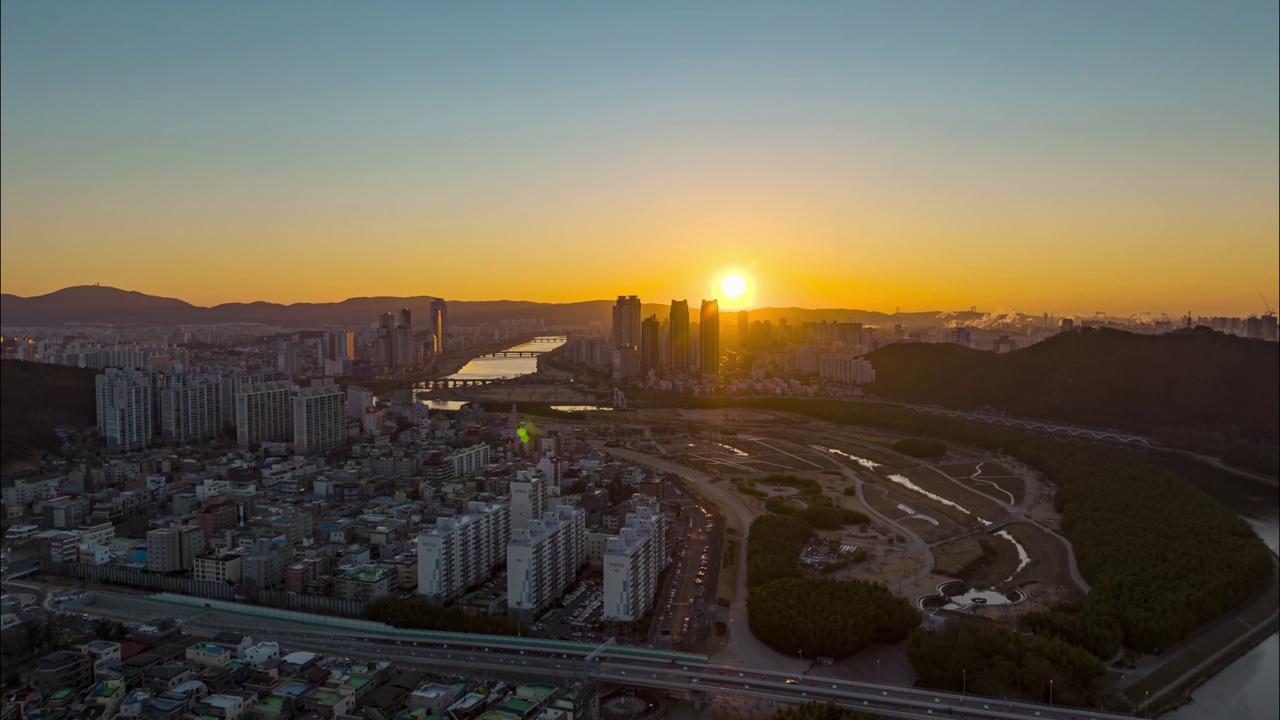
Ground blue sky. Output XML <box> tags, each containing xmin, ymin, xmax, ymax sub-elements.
<box><xmin>2</xmin><ymin>2</ymin><xmax>1277</xmax><ymax>313</ymax></box>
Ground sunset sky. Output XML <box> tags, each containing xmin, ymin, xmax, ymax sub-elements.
<box><xmin>2</xmin><ymin>2</ymin><xmax>1277</xmax><ymax>316</ymax></box>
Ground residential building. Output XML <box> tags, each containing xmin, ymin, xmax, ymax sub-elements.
<box><xmin>611</xmin><ymin>296</ymin><xmax>642</xmax><ymax>349</ymax></box>
<box><xmin>700</xmin><ymin>299</ymin><xmax>720</xmax><ymax>376</ymax></box>
<box><xmin>147</xmin><ymin>525</ymin><xmax>206</xmax><ymax>573</ymax></box>
<box><xmin>292</xmin><ymin>380</ymin><xmax>346</xmax><ymax>455</ymax></box>
<box><xmin>507</xmin><ymin>506</ymin><xmax>586</xmax><ymax>622</ymax></box>
<box><xmin>669</xmin><ymin>300</ymin><xmax>690</xmax><ymax>374</ymax></box>
<box><xmin>334</xmin><ymin>563</ymin><xmax>397</xmax><ymax>601</ymax></box>
<box><xmin>416</xmin><ymin>501</ymin><xmax>510</xmax><ymax>601</ymax></box>
<box><xmin>509</xmin><ymin>474</ymin><xmax>548</xmax><ymax>531</ymax></box>
<box><xmin>157</xmin><ymin>373</ymin><xmax>223</xmax><ymax>444</ymax></box>
<box><xmin>96</xmin><ymin>367</ymin><xmax>153</xmax><ymax>452</ymax></box>
<box><xmin>431</xmin><ymin>299</ymin><xmax>449</xmax><ymax>354</ymax></box>
<box><xmin>234</xmin><ymin>381</ymin><xmax>294</xmax><ymax>449</ymax></box>
<box><xmin>193</xmin><ymin>550</ymin><xmax>242</xmax><ymax>584</ymax></box>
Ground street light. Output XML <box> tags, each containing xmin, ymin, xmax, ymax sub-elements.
<box><xmin>962</xmin><ymin>667</ymin><xmax>966</xmax><ymax>697</ymax></box>
<box><xmin>876</xmin><ymin>658</ymin><xmax>881</xmax><ymax>684</ymax></box>
<box><xmin>1049</xmin><ymin>678</ymin><xmax>1054</xmax><ymax>707</ymax></box>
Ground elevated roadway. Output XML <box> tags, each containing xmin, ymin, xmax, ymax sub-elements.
<box><xmin>83</xmin><ymin>591</ymin><xmax>1134</xmax><ymax>720</ymax></box>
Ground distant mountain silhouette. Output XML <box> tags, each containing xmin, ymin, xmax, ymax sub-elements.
<box><xmin>0</xmin><ymin>286</ymin><xmax>972</xmax><ymax>328</ymax></box>
<box><xmin>866</xmin><ymin>327</ymin><xmax>1280</xmax><ymax>444</ymax></box>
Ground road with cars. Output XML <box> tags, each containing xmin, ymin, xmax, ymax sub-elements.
<box><xmin>163</xmin><ymin>609</ymin><xmax>1135</xmax><ymax>720</ymax></box>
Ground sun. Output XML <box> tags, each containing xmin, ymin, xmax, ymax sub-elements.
<box><xmin>720</xmin><ymin>272</ymin><xmax>748</xmax><ymax>299</ymax></box>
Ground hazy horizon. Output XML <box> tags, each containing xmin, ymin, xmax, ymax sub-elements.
<box><xmin>3</xmin><ymin>2</ymin><xmax>1277</xmax><ymax>316</ymax></box>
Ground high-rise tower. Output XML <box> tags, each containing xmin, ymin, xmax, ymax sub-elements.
<box><xmin>700</xmin><ymin>299</ymin><xmax>720</xmax><ymax>376</ymax></box>
<box><xmin>431</xmin><ymin>299</ymin><xmax>448</xmax><ymax>354</ymax></box>
<box><xmin>611</xmin><ymin>296</ymin><xmax>642</xmax><ymax>350</ymax></box>
<box><xmin>669</xmin><ymin>300</ymin><xmax>689</xmax><ymax>374</ymax></box>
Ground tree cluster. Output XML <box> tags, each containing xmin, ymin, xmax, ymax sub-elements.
<box><xmin>364</xmin><ymin>596</ymin><xmax>525</xmax><ymax>636</ymax></box>
<box><xmin>745</xmin><ymin>514</ymin><xmax>920</xmax><ymax>659</ymax></box>
<box><xmin>907</xmin><ymin>622</ymin><xmax>1105</xmax><ymax>707</ymax></box>
<box><xmin>892</xmin><ymin>438</ymin><xmax>947</xmax><ymax>458</ymax></box>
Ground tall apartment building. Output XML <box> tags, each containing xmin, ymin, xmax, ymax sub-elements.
<box><xmin>819</xmin><ymin>354</ymin><xmax>876</xmax><ymax>385</ymax></box>
<box><xmin>450</xmin><ymin>444</ymin><xmax>492</xmax><ymax>479</ymax></box>
<box><xmin>292</xmin><ymin>380</ymin><xmax>346</xmax><ymax>455</ymax></box>
<box><xmin>699</xmin><ymin>299</ymin><xmax>720</xmax><ymax>376</ymax></box>
<box><xmin>639</xmin><ymin>315</ymin><xmax>660</xmax><ymax>376</ymax></box>
<box><xmin>96</xmin><ymin>367</ymin><xmax>154</xmax><ymax>452</ymax></box>
<box><xmin>376</xmin><ymin>312</ymin><xmax>396</xmax><ymax>367</ymax></box>
<box><xmin>416</xmin><ymin>501</ymin><xmax>511</xmax><ymax>601</ymax></box>
<box><xmin>611</xmin><ymin>295</ymin><xmax>642</xmax><ymax>349</ymax></box>
<box><xmin>510</xmin><ymin>473</ymin><xmax>549</xmax><ymax>531</ymax></box>
<box><xmin>602</xmin><ymin>499</ymin><xmax>670</xmax><ymax>622</ymax></box>
<box><xmin>669</xmin><ymin>300</ymin><xmax>690</xmax><ymax>374</ymax></box>
<box><xmin>431</xmin><ymin>299</ymin><xmax>449</xmax><ymax>354</ymax></box>
<box><xmin>220</xmin><ymin>371</ymin><xmax>282</xmax><ymax>426</ymax></box>
<box><xmin>393</xmin><ymin>308</ymin><xmax>416</xmax><ymax>367</ymax></box>
<box><xmin>157</xmin><ymin>373</ymin><xmax>223</xmax><ymax>444</ymax></box>
<box><xmin>235</xmin><ymin>381</ymin><xmax>295</xmax><ymax>449</ymax></box>
<box><xmin>147</xmin><ymin>525</ymin><xmax>206</xmax><ymax>573</ymax></box>
<box><xmin>507</xmin><ymin>506</ymin><xmax>586</xmax><ymax>622</ymax></box>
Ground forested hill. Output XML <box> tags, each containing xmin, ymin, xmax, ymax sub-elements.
<box><xmin>865</xmin><ymin>327</ymin><xmax>1279</xmax><ymax>446</ymax></box>
<box><xmin>0</xmin><ymin>360</ymin><xmax>97</xmax><ymax>471</ymax></box>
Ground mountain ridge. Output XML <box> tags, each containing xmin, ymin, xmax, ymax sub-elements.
<box><xmin>0</xmin><ymin>285</ymin><xmax>975</xmax><ymax>328</ymax></box>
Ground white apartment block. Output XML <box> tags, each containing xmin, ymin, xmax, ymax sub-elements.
<box><xmin>602</xmin><ymin>499</ymin><xmax>670</xmax><ymax>622</ymax></box>
<box><xmin>158</xmin><ymin>373</ymin><xmax>223</xmax><ymax>444</ymax></box>
<box><xmin>509</xmin><ymin>473</ymin><xmax>548</xmax><ymax>531</ymax></box>
<box><xmin>235</xmin><ymin>381</ymin><xmax>295</xmax><ymax>449</ymax></box>
<box><xmin>292</xmin><ymin>380</ymin><xmax>346</xmax><ymax>455</ymax></box>
<box><xmin>96</xmin><ymin>367</ymin><xmax>154</xmax><ymax>452</ymax></box>
<box><xmin>416</xmin><ymin>501</ymin><xmax>510</xmax><ymax>601</ymax></box>
<box><xmin>147</xmin><ymin>525</ymin><xmax>206</xmax><ymax>573</ymax></box>
<box><xmin>450</xmin><ymin>444</ymin><xmax>491</xmax><ymax>479</ymax></box>
<box><xmin>818</xmin><ymin>354</ymin><xmax>876</xmax><ymax>385</ymax></box>
<box><xmin>346</xmin><ymin>386</ymin><xmax>374</xmax><ymax>420</ymax></box>
<box><xmin>507</xmin><ymin>506</ymin><xmax>586</xmax><ymax>622</ymax></box>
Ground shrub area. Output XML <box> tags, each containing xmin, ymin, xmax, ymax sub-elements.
<box><xmin>892</xmin><ymin>437</ymin><xmax>947</xmax><ymax>458</ymax></box>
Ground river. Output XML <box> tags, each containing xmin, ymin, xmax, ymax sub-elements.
<box><xmin>445</xmin><ymin>335</ymin><xmax>566</xmax><ymax>381</ymax></box>
<box><xmin>1148</xmin><ymin>454</ymin><xmax>1279</xmax><ymax>718</ymax></box>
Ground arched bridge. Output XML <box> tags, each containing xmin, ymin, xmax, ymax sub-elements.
<box><xmin>906</xmin><ymin>406</ymin><xmax>1152</xmax><ymax>445</ymax></box>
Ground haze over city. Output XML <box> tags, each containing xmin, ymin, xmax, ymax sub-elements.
<box><xmin>2</xmin><ymin>2</ymin><xmax>1278</xmax><ymax>315</ymax></box>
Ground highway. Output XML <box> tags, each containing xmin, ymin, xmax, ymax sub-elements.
<box><xmin>70</xmin><ymin>588</ymin><xmax>1128</xmax><ymax>720</ymax></box>
<box><xmin>172</xmin><ymin>612</ymin><xmax>1130</xmax><ymax>720</ymax></box>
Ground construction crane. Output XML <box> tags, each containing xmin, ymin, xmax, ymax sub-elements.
<box><xmin>1262</xmin><ymin>293</ymin><xmax>1275</xmax><ymax>316</ymax></box>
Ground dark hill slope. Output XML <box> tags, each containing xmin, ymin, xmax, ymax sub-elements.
<box><xmin>0</xmin><ymin>359</ymin><xmax>97</xmax><ymax>470</ymax></box>
<box><xmin>866</xmin><ymin>327</ymin><xmax>1279</xmax><ymax>444</ymax></box>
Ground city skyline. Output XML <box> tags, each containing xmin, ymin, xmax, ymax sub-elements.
<box><xmin>2</xmin><ymin>2</ymin><xmax>1277</xmax><ymax>316</ymax></box>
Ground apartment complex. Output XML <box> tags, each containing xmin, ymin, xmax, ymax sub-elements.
<box><xmin>506</xmin><ymin>506</ymin><xmax>586</xmax><ymax>622</ymax></box>
<box><xmin>509</xmin><ymin>473</ymin><xmax>548</xmax><ymax>531</ymax></box>
<box><xmin>602</xmin><ymin>499</ymin><xmax>670</xmax><ymax>622</ymax></box>
<box><xmin>234</xmin><ymin>380</ymin><xmax>294</xmax><ymax>448</ymax></box>
<box><xmin>416</xmin><ymin>501</ymin><xmax>511</xmax><ymax>600</ymax></box>
<box><xmin>292</xmin><ymin>381</ymin><xmax>346</xmax><ymax>455</ymax></box>
<box><xmin>96</xmin><ymin>367</ymin><xmax>154</xmax><ymax>452</ymax></box>
<box><xmin>157</xmin><ymin>373</ymin><xmax>223</xmax><ymax>444</ymax></box>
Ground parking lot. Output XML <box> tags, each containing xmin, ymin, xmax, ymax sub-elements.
<box><xmin>535</xmin><ymin>574</ymin><xmax>604</xmax><ymax>642</ymax></box>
